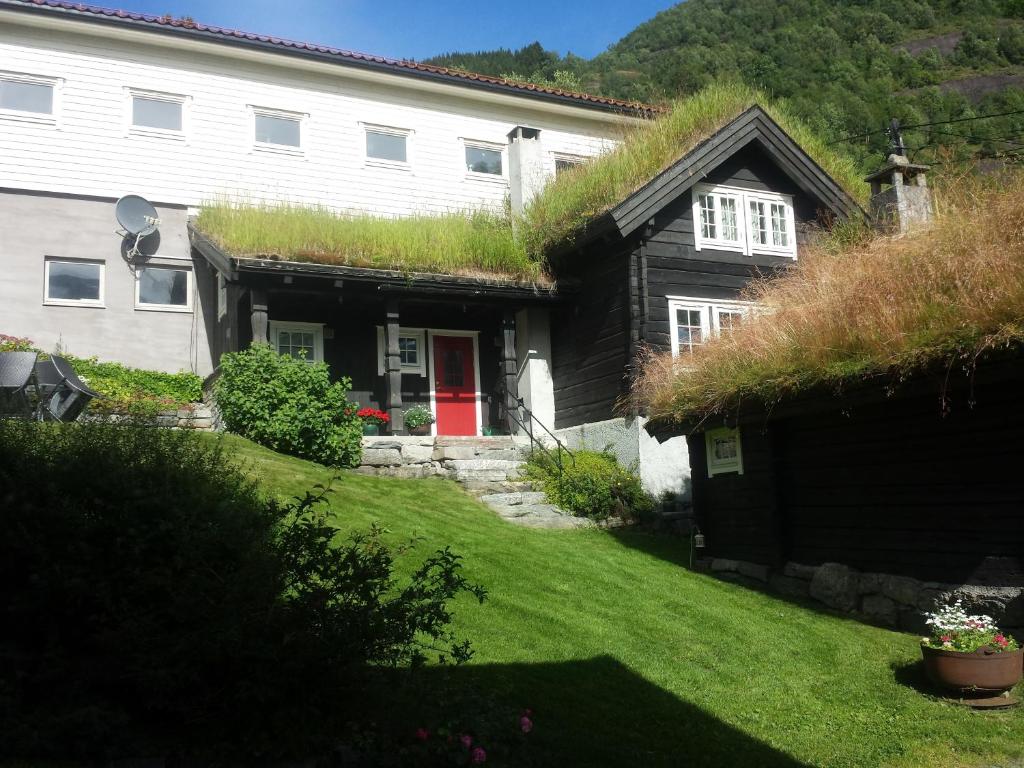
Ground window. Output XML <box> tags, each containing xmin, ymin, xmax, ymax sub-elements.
<box><xmin>0</xmin><ymin>72</ymin><xmax>58</xmax><ymax>123</ymax></box>
<box><xmin>270</xmin><ymin>321</ymin><xmax>324</xmax><ymax>363</ymax></box>
<box><xmin>667</xmin><ymin>297</ymin><xmax>752</xmax><ymax>358</ymax></box>
<box><xmin>554</xmin><ymin>154</ymin><xmax>585</xmax><ymax>176</ymax></box>
<box><xmin>364</xmin><ymin>125</ymin><xmax>410</xmax><ymax>165</ymax></box>
<box><xmin>135</xmin><ymin>265</ymin><xmax>192</xmax><ymax>311</ymax></box>
<box><xmin>692</xmin><ymin>184</ymin><xmax>796</xmax><ymax>258</ymax></box>
<box><xmin>706</xmin><ymin>426</ymin><xmax>743</xmax><ymax>477</ymax></box>
<box><xmin>252</xmin><ymin>107</ymin><xmax>303</xmax><ymax>150</ymax></box>
<box><xmin>44</xmin><ymin>259</ymin><xmax>104</xmax><ymax>307</ymax></box>
<box><xmin>129</xmin><ymin>89</ymin><xmax>185</xmax><ymax>135</ymax></box>
<box><xmin>464</xmin><ymin>142</ymin><xmax>503</xmax><ymax>176</ymax></box>
<box><xmin>376</xmin><ymin>327</ymin><xmax>427</xmax><ymax>377</ymax></box>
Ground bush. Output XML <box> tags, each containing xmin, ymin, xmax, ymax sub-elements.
<box><xmin>215</xmin><ymin>343</ymin><xmax>362</xmax><ymax>467</ymax></box>
<box><xmin>0</xmin><ymin>421</ymin><xmax>484</xmax><ymax>760</ymax></box>
<box><xmin>525</xmin><ymin>449</ymin><xmax>653</xmax><ymax>520</ymax></box>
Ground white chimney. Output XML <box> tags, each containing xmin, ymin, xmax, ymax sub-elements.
<box><xmin>865</xmin><ymin>154</ymin><xmax>933</xmax><ymax>235</ymax></box>
<box><xmin>507</xmin><ymin>126</ymin><xmax>546</xmax><ymax>218</ymax></box>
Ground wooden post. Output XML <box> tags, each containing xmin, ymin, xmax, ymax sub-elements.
<box><xmin>501</xmin><ymin>310</ymin><xmax>519</xmax><ymax>434</ymax></box>
<box><xmin>384</xmin><ymin>299</ymin><xmax>404</xmax><ymax>434</ymax></box>
<box><xmin>250</xmin><ymin>287</ymin><xmax>269</xmax><ymax>345</ymax></box>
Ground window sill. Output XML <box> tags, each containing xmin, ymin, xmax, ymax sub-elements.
<box><xmin>464</xmin><ymin>172</ymin><xmax>507</xmax><ymax>185</ymax></box>
<box><xmin>695</xmin><ymin>239</ymin><xmax>746</xmax><ymax>254</ymax></box>
<box><xmin>44</xmin><ymin>299</ymin><xmax>104</xmax><ymax>309</ymax></box>
<box><xmin>135</xmin><ymin>304</ymin><xmax>193</xmax><ymax>313</ymax></box>
<box><xmin>253</xmin><ymin>143</ymin><xmax>304</xmax><ymax>158</ymax></box>
<box><xmin>0</xmin><ymin>110</ymin><xmax>57</xmax><ymax>127</ymax></box>
<box><xmin>750</xmin><ymin>247</ymin><xmax>797</xmax><ymax>259</ymax></box>
<box><xmin>365</xmin><ymin>158</ymin><xmax>412</xmax><ymax>172</ymax></box>
<box><xmin>129</xmin><ymin>127</ymin><xmax>186</xmax><ymax>142</ymax></box>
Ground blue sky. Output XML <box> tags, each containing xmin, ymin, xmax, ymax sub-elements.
<box><xmin>102</xmin><ymin>0</ymin><xmax>678</xmax><ymax>61</ymax></box>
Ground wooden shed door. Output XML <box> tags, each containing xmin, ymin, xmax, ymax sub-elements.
<box><xmin>433</xmin><ymin>335</ymin><xmax>477</xmax><ymax>436</ymax></box>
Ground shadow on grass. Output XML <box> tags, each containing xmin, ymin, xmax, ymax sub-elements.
<box><xmin>376</xmin><ymin>655</ymin><xmax>807</xmax><ymax>768</ymax></box>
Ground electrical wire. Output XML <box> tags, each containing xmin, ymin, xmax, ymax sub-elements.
<box><xmin>830</xmin><ymin>107</ymin><xmax>1024</xmax><ymax>145</ymax></box>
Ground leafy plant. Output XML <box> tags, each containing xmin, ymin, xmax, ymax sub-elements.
<box><xmin>525</xmin><ymin>449</ymin><xmax>652</xmax><ymax>520</ymax></box>
<box><xmin>922</xmin><ymin>600</ymin><xmax>1019</xmax><ymax>654</ymax></box>
<box><xmin>404</xmin><ymin>404</ymin><xmax>435</xmax><ymax>429</ymax></box>
<box><xmin>215</xmin><ymin>343</ymin><xmax>362</xmax><ymax>467</ymax></box>
<box><xmin>0</xmin><ymin>421</ymin><xmax>485</xmax><ymax>760</ymax></box>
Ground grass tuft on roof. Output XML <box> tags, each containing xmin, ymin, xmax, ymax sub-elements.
<box><xmin>519</xmin><ymin>81</ymin><xmax>866</xmax><ymax>260</ymax></box>
<box><xmin>635</xmin><ymin>171</ymin><xmax>1024</xmax><ymax>427</ymax></box>
<box><xmin>194</xmin><ymin>203</ymin><xmax>540</xmax><ymax>282</ymax></box>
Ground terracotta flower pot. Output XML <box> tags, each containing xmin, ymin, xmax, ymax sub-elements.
<box><xmin>921</xmin><ymin>645</ymin><xmax>1023</xmax><ymax>694</ymax></box>
<box><xmin>407</xmin><ymin>424</ymin><xmax>431</xmax><ymax>436</ymax></box>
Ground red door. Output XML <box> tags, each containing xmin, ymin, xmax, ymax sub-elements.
<box><xmin>433</xmin><ymin>335</ymin><xmax>477</xmax><ymax>436</ymax></box>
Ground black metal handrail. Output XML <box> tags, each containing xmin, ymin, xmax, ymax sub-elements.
<box><xmin>502</xmin><ymin>393</ymin><xmax>574</xmax><ymax>482</ymax></box>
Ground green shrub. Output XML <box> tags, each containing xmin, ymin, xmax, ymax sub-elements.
<box><xmin>525</xmin><ymin>449</ymin><xmax>653</xmax><ymax>520</ymax></box>
<box><xmin>0</xmin><ymin>421</ymin><xmax>484</xmax><ymax>760</ymax></box>
<box><xmin>215</xmin><ymin>343</ymin><xmax>362</xmax><ymax>467</ymax></box>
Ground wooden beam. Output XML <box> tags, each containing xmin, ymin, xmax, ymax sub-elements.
<box><xmin>384</xmin><ymin>299</ymin><xmax>404</xmax><ymax>433</ymax></box>
<box><xmin>501</xmin><ymin>310</ymin><xmax>519</xmax><ymax>434</ymax></box>
<box><xmin>250</xmin><ymin>287</ymin><xmax>269</xmax><ymax>345</ymax></box>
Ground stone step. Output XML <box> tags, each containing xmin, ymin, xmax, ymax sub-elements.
<box><xmin>461</xmin><ymin>479</ymin><xmax>537</xmax><ymax>495</ymax></box>
<box><xmin>433</xmin><ymin>446</ymin><xmax>528</xmax><ymax>461</ymax></box>
<box><xmin>478</xmin><ymin>491</ymin><xmax>548</xmax><ymax>507</ymax></box>
<box><xmin>487</xmin><ymin>502</ymin><xmax>595</xmax><ymax>529</ymax></box>
<box><xmin>443</xmin><ymin>459</ymin><xmax>524</xmax><ymax>472</ymax></box>
<box><xmin>452</xmin><ymin>469</ymin><xmax>520</xmax><ymax>483</ymax></box>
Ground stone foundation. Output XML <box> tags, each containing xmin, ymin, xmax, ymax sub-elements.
<box><xmin>709</xmin><ymin>557</ymin><xmax>1024</xmax><ymax>634</ymax></box>
<box><xmin>85</xmin><ymin>403</ymin><xmax>216</xmax><ymax>431</ymax></box>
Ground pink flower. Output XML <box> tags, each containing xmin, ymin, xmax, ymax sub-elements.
<box><xmin>471</xmin><ymin>746</ymin><xmax>487</xmax><ymax>764</ymax></box>
<box><xmin>940</xmin><ymin>635</ymin><xmax>952</xmax><ymax>643</ymax></box>
<box><xmin>995</xmin><ymin>634</ymin><xmax>1009</xmax><ymax>647</ymax></box>
<box><xmin>460</xmin><ymin>734</ymin><xmax>473</xmax><ymax>750</ymax></box>
<box><xmin>415</xmin><ymin>727</ymin><xmax>429</xmax><ymax>741</ymax></box>
<box><xmin>519</xmin><ymin>715</ymin><xmax>533</xmax><ymax>733</ymax></box>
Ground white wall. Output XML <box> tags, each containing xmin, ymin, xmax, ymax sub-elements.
<box><xmin>0</xmin><ymin>18</ymin><xmax>621</xmax><ymax>214</ymax></box>
<box><xmin>514</xmin><ymin>307</ymin><xmax>555</xmax><ymax>432</ymax></box>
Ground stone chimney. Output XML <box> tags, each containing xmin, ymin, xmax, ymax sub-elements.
<box><xmin>865</xmin><ymin>154</ymin><xmax>933</xmax><ymax>235</ymax></box>
<box><xmin>507</xmin><ymin>126</ymin><xmax>546</xmax><ymax>218</ymax></box>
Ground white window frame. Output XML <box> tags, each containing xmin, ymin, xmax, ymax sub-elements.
<box><xmin>553</xmin><ymin>152</ymin><xmax>586</xmax><ymax>175</ymax></box>
<box><xmin>376</xmin><ymin>327</ymin><xmax>427</xmax><ymax>377</ymax></box>
<box><xmin>269</xmin><ymin>320</ymin><xmax>325</xmax><ymax>363</ymax></box>
<box><xmin>134</xmin><ymin>264</ymin><xmax>193</xmax><ymax>313</ymax></box>
<box><xmin>361</xmin><ymin>122</ymin><xmax>413</xmax><ymax>170</ymax></box>
<box><xmin>250</xmin><ymin>105</ymin><xmax>306</xmax><ymax>155</ymax></box>
<box><xmin>0</xmin><ymin>70</ymin><xmax>61</xmax><ymax>127</ymax></box>
<box><xmin>43</xmin><ymin>258</ymin><xmax>105</xmax><ymax>308</ymax></box>
<box><xmin>706</xmin><ymin>426</ymin><xmax>744</xmax><ymax>477</ymax></box>
<box><xmin>125</xmin><ymin>87</ymin><xmax>188</xmax><ymax>140</ymax></box>
<box><xmin>461</xmin><ymin>138</ymin><xmax>506</xmax><ymax>182</ymax></box>
<box><xmin>666</xmin><ymin>296</ymin><xmax>753</xmax><ymax>358</ymax></box>
<box><xmin>692</xmin><ymin>184</ymin><xmax>797</xmax><ymax>259</ymax></box>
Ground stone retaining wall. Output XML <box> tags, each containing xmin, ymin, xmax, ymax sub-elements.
<box><xmin>355</xmin><ymin>436</ymin><xmax>531</xmax><ymax>486</ymax></box>
<box><xmin>85</xmin><ymin>403</ymin><xmax>216</xmax><ymax>431</ymax></box>
<box><xmin>709</xmin><ymin>557</ymin><xmax>1024</xmax><ymax>633</ymax></box>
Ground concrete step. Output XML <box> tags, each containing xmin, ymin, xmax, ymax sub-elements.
<box><xmin>478</xmin><ymin>491</ymin><xmax>547</xmax><ymax>507</ymax></box>
<box><xmin>461</xmin><ymin>479</ymin><xmax>537</xmax><ymax>495</ymax></box>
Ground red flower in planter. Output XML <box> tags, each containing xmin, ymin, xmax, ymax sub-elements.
<box><xmin>995</xmin><ymin>634</ymin><xmax>1010</xmax><ymax>648</ymax></box>
<box><xmin>414</xmin><ymin>727</ymin><xmax>429</xmax><ymax>741</ymax></box>
<box><xmin>356</xmin><ymin>407</ymin><xmax>390</xmax><ymax>425</ymax></box>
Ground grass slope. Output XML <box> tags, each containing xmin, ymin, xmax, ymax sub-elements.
<box><xmin>223</xmin><ymin>434</ymin><xmax>1023</xmax><ymax>768</ymax></box>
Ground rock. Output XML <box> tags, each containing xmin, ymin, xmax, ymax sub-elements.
<box><xmin>737</xmin><ymin>561</ymin><xmax>771</xmax><ymax>583</ymax></box>
<box><xmin>711</xmin><ymin>558</ymin><xmax>739</xmax><ymax>573</ymax></box>
<box><xmin>861</xmin><ymin>594</ymin><xmax>899</xmax><ymax>626</ymax></box>
<box><xmin>880</xmin><ymin>575</ymin><xmax>921</xmax><ymax>606</ymax></box>
<box><xmin>809</xmin><ymin>562</ymin><xmax>860</xmax><ymax>612</ymax></box>
<box><xmin>783</xmin><ymin>562</ymin><xmax>818</xmax><ymax>581</ymax></box>
<box><xmin>858</xmin><ymin>572</ymin><xmax>884</xmax><ymax>595</ymax></box>
<box><xmin>916</xmin><ymin>587</ymin><xmax>951</xmax><ymax>613</ymax></box>
<box><xmin>362</xmin><ymin>440</ymin><xmax>403</xmax><ymax>450</ymax></box>
<box><xmin>401</xmin><ymin>443</ymin><xmax>435</xmax><ymax>464</ymax></box>
<box><xmin>444</xmin><ymin>459</ymin><xmax>523</xmax><ymax>471</ymax></box>
<box><xmin>360</xmin><ymin>448</ymin><xmax>402</xmax><ymax>466</ymax></box>
<box><xmin>479</xmin><ymin>492</ymin><xmax>547</xmax><ymax>507</ymax></box>
<box><xmin>770</xmin><ymin>574</ymin><xmax>810</xmax><ymax>598</ymax></box>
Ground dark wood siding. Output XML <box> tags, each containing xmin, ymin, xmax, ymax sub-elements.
<box><xmin>690</xmin><ymin>367</ymin><xmax>1024</xmax><ymax>583</ymax></box>
<box><xmin>552</xmin><ymin>247</ymin><xmax>631</xmax><ymax>428</ymax></box>
<box><xmin>643</xmin><ymin>144</ymin><xmax>825</xmax><ymax>352</ymax></box>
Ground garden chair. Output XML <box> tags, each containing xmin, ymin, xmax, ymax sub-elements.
<box><xmin>34</xmin><ymin>355</ymin><xmax>102</xmax><ymax>422</ymax></box>
<box><xmin>0</xmin><ymin>351</ymin><xmax>39</xmax><ymax>418</ymax></box>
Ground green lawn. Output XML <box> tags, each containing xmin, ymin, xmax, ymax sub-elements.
<box><xmin>223</xmin><ymin>435</ymin><xmax>1023</xmax><ymax>768</ymax></box>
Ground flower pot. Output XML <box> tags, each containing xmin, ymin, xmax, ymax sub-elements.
<box><xmin>407</xmin><ymin>424</ymin><xmax>430</xmax><ymax>436</ymax></box>
<box><xmin>921</xmin><ymin>645</ymin><xmax>1023</xmax><ymax>694</ymax></box>
<box><xmin>362</xmin><ymin>423</ymin><xmax>380</xmax><ymax>436</ymax></box>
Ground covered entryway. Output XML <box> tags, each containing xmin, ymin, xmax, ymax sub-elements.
<box><xmin>431</xmin><ymin>333</ymin><xmax>479</xmax><ymax>436</ymax></box>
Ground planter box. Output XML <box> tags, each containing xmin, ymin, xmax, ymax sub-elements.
<box><xmin>921</xmin><ymin>645</ymin><xmax>1023</xmax><ymax>693</ymax></box>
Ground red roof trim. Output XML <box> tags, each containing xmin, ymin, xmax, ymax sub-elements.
<box><xmin>5</xmin><ymin>0</ymin><xmax>661</xmax><ymax>117</ymax></box>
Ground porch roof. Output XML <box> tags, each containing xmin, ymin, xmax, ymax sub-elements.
<box><xmin>189</xmin><ymin>224</ymin><xmax>568</xmax><ymax>301</ymax></box>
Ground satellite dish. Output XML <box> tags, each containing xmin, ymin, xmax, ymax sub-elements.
<box><xmin>115</xmin><ymin>194</ymin><xmax>161</xmax><ymax>259</ymax></box>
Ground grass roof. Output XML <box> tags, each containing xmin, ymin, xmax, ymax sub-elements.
<box><xmin>636</xmin><ymin>172</ymin><xmax>1024</xmax><ymax>428</ymax></box>
<box><xmin>194</xmin><ymin>83</ymin><xmax>863</xmax><ymax>279</ymax></box>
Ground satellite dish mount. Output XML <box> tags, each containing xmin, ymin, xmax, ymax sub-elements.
<box><xmin>115</xmin><ymin>194</ymin><xmax>161</xmax><ymax>259</ymax></box>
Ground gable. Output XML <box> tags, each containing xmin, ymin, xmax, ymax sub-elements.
<box><xmin>609</xmin><ymin>107</ymin><xmax>864</xmax><ymax>239</ymax></box>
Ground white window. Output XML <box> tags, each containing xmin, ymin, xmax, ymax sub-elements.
<box><xmin>706</xmin><ymin>426</ymin><xmax>743</xmax><ymax>477</ymax></box>
<box><xmin>463</xmin><ymin>140</ymin><xmax>504</xmax><ymax>177</ymax></box>
<box><xmin>0</xmin><ymin>71</ymin><xmax>59</xmax><ymax>124</ymax></box>
<box><xmin>667</xmin><ymin>297</ymin><xmax>752</xmax><ymax>358</ymax></box>
<box><xmin>363</xmin><ymin>124</ymin><xmax>411</xmax><ymax>166</ymax></box>
<box><xmin>376</xmin><ymin>327</ymin><xmax>427</xmax><ymax>377</ymax></box>
<box><xmin>554</xmin><ymin>154</ymin><xmax>585</xmax><ymax>176</ymax></box>
<box><xmin>127</xmin><ymin>88</ymin><xmax>186</xmax><ymax>137</ymax></box>
<box><xmin>269</xmin><ymin>321</ymin><xmax>324</xmax><ymax>363</ymax></box>
<box><xmin>44</xmin><ymin>258</ymin><xmax>104</xmax><ymax>307</ymax></box>
<box><xmin>135</xmin><ymin>265</ymin><xmax>192</xmax><ymax>312</ymax></box>
<box><xmin>692</xmin><ymin>184</ymin><xmax>796</xmax><ymax>258</ymax></box>
<box><xmin>251</xmin><ymin>106</ymin><xmax>304</xmax><ymax>152</ymax></box>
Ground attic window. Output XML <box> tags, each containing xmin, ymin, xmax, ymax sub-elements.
<box><xmin>706</xmin><ymin>426</ymin><xmax>743</xmax><ymax>477</ymax></box>
<box><xmin>692</xmin><ymin>184</ymin><xmax>796</xmax><ymax>258</ymax></box>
